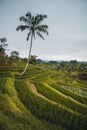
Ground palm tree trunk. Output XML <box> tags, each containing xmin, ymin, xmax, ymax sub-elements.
<box><xmin>20</xmin><ymin>34</ymin><xmax>33</xmax><ymax>76</ymax></box>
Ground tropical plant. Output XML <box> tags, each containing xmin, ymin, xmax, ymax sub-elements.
<box><xmin>0</xmin><ymin>38</ymin><xmax>8</xmax><ymax>65</ymax></box>
<box><xmin>8</xmin><ymin>51</ymin><xmax>20</xmax><ymax>66</ymax></box>
<box><xmin>10</xmin><ymin>51</ymin><xmax>19</xmax><ymax>61</ymax></box>
<box><xmin>29</xmin><ymin>55</ymin><xmax>37</xmax><ymax>64</ymax></box>
<box><xmin>16</xmin><ymin>11</ymin><xmax>48</xmax><ymax>75</ymax></box>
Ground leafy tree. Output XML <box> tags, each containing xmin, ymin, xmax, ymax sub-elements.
<box><xmin>10</xmin><ymin>51</ymin><xmax>19</xmax><ymax>62</ymax></box>
<box><xmin>29</xmin><ymin>55</ymin><xmax>37</xmax><ymax>64</ymax></box>
<box><xmin>0</xmin><ymin>38</ymin><xmax>8</xmax><ymax>65</ymax></box>
<box><xmin>11</xmin><ymin>51</ymin><xmax>19</xmax><ymax>58</ymax></box>
<box><xmin>49</xmin><ymin>60</ymin><xmax>58</xmax><ymax>64</ymax></box>
<box><xmin>36</xmin><ymin>59</ymin><xmax>43</xmax><ymax>64</ymax></box>
<box><xmin>22</xmin><ymin>55</ymin><xmax>37</xmax><ymax>64</ymax></box>
<box><xmin>70</xmin><ymin>60</ymin><xmax>78</xmax><ymax>64</ymax></box>
<box><xmin>78</xmin><ymin>63</ymin><xmax>87</xmax><ymax>80</ymax></box>
<box><xmin>16</xmin><ymin>11</ymin><xmax>48</xmax><ymax>75</ymax></box>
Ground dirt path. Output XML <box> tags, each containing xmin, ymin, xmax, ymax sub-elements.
<box><xmin>27</xmin><ymin>81</ymin><xmax>57</xmax><ymax>105</ymax></box>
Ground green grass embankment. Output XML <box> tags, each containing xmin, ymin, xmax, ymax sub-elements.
<box><xmin>15</xmin><ymin>80</ymin><xmax>87</xmax><ymax>130</ymax></box>
<box><xmin>35</xmin><ymin>82</ymin><xmax>87</xmax><ymax>116</ymax></box>
<box><xmin>49</xmin><ymin>83</ymin><xmax>87</xmax><ymax>105</ymax></box>
<box><xmin>0</xmin><ymin>73</ymin><xmax>63</xmax><ymax>130</ymax></box>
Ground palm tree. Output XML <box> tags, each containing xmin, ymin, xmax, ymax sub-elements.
<box><xmin>16</xmin><ymin>11</ymin><xmax>48</xmax><ymax>75</ymax></box>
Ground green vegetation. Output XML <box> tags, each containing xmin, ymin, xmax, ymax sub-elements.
<box><xmin>0</xmin><ymin>72</ymin><xmax>63</xmax><ymax>130</ymax></box>
<box><xmin>0</xmin><ymin>62</ymin><xmax>87</xmax><ymax>130</ymax></box>
<box><xmin>0</xmin><ymin>37</ymin><xmax>87</xmax><ymax>130</ymax></box>
<box><xmin>16</xmin><ymin>11</ymin><xmax>48</xmax><ymax>75</ymax></box>
<box><xmin>0</xmin><ymin>10</ymin><xmax>87</xmax><ymax>130</ymax></box>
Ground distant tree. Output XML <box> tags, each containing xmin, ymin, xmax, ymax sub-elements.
<box><xmin>56</xmin><ymin>64</ymin><xmax>61</xmax><ymax>71</ymax></box>
<box><xmin>22</xmin><ymin>58</ymin><xmax>27</xmax><ymax>63</ymax></box>
<box><xmin>49</xmin><ymin>60</ymin><xmax>58</xmax><ymax>64</ymax></box>
<box><xmin>11</xmin><ymin>51</ymin><xmax>19</xmax><ymax>58</ymax></box>
<box><xmin>60</xmin><ymin>61</ymin><xmax>68</xmax><ymax>71</ymax></box>
<box><xmin>29</xmin><ymin>55</ymin><xmax>37</xmax><ymax>64</ymax></box>
<box><xmin>0</xmin><ymin>38</ymin><xmax>8</xmax><ymax>65</ymax></box>
<box><xmin>36</xmin><ymin>59</ymin><xmax>43</xmax><ymax>64</ymax></box>
<box><xmin>78</xmin><ymin>63</ymin><xmax>87</xmax><ymax>80</ymax></box>
<box><xmin>16</xmin><ymin>11</ymin><xmax>48</xmax><ymax>75</ymax></box>
<box><xmin>10</xmin><ymin>51</ymin><xmax>19</xmax><ymax>62</ymax></box>
<box><xmin>70</xmin><ymin>60</ymin><xmax>78</xmax><ymax>64</ymax></box>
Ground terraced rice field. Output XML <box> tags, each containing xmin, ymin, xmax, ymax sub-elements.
<box><xmin>0</xmin><ymin>64</ymin><xmax>87</xmax><ymax>130</ymax></box>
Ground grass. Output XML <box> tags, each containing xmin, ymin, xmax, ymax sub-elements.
<box><xmin>0</xmin><ymin>64</ymin><xmax>87</xmax><ymax>130</ymax></box>
<box><xmin>15</xmin><ymin>80</ymin><xmax>87</xmax><ymax>130</ymax></box>
<box><xmin>50</xmin><ymin>83</ymin><xmax>87</xmax><ymax>104</ymax></box>
<box><xmin>0</xmin><ymin>73</ymin><xmax>64</xmax><ymax>130</ymax></box>
<box><xmin>35</xmin><ymin>81</ymin><xmax>87</xmax><ymax>116</ymax></box>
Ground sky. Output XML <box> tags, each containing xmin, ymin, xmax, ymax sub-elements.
<box><xmin>0</xmin><ymin>0</ymin><xmax>87</xmax><ymax>61</ymax></box>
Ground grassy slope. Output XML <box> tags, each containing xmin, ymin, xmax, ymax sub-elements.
<box><xmin>0</xmin><ymin>64</ymin><xmax>87</xmax><ymax>130</ymax></box>
<box><xmin>0</xmin><ymin>71</ymin><xmax>64</xmax><ymax>130</ymax></box>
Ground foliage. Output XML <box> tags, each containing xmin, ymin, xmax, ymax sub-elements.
<box><xmin>0</xmin><ymin>62</ymin><xmax>87</xmax><ymax>130</ymax></box>
<box><xmin>15</xmin><ymin>80</ymin><xmax>87</xmax><ymax>130</ymax></box>
<box><xmin>16</xmin><ymin>11</ymin><xmax>48</xmax><ymax>75</ymax></box>
<box><xmin>0</xmin><ymin>38</ymin><xmax>8</xmax><ymax>65</ymax></box>
<box><xmin>0</xmin><ymin>73</ymin><xmax>62</xmax><ymax>130</ymax></box>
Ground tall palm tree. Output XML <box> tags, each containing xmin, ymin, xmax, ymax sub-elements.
<box><xmin>16</xmin><ymin>11</ymin><xmax>48</xmax><ymax>75</ymax></box>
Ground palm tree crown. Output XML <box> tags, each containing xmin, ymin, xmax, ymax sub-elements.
<box><xmin>16</xmin><ymin>12</ymin><xmax>48</xmax><ymax>41</ymax></box>
<box><xmin>16</xmin><ymin>12</ymin><xmax>48</xmax><ymax>75</ymax></box>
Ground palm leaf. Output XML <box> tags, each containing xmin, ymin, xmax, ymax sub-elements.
<box><xmin>26</xmin><ymin>32</ymin><xmax>31</xmax><ymax>41</ymax></box>
<box><xmin>25</xmin><ymin>12</ymin><xmax>32</xmax><ymax>18</ymax></box>
<box><xmin>36</xmin><ymin>25</ymin><xmax>48</xmax><ymax>29</ymax></box>
<box><xmin>16</xmin><ymin>25</ymin><xmax>30</xmax><ymax>31</ymax></box>
<box><xmin>37</xmin><ymin>32</ymin><xmax>44</xmax><ymax>40</ymax></box>
<box><xmin>35</xmin><ymin>14</ymin><xmax>47</xmax><ymax>25</ymax></box>
<box><xmin>20</xmin><ymin>16</ymin><xmax>29</xmax><ymax>24</ymax></box>
<box><xmin>36</xmin><ymin>26</ymin><xmax>49</xmax><ymax>35</ymax></box>
<box><xmin>25</xmin><ymin>12</ymin><xmax>32</xmax><ymax>24</ymax></box>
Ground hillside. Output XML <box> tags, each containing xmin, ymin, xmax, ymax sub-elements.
<box><xmin>0</xmin><ymin>64</ymin><xmax>87</xmax><ymax>130</ymax></box>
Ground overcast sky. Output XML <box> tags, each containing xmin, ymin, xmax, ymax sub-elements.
<box><xmin>0</xmin><ymin>0</ymin><xmax>87</xmax><ymax>61</ymax></box>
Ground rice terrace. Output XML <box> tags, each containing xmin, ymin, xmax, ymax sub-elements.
<box><xmin>0</xmin><ymin>61</ymin><xmax>87</xmax><ymax>130</ymax></box>
<box><xmin>0</xmin><ymin>0</ymin><xmax>87</xmax><ymax>130</ymax></box>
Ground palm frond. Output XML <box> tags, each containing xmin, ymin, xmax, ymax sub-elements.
<box><xmin>20</xmin><ymin>16</ymin><xmax>29</xmax><ymax>24</ymax></box>
<box><xmin>40</xmin><ymin>25</ymin><xmax>48</xmax><ymax>29</ymax></box>
<box><xmin>36</xmin><ymin>25</ymin><xmax>49</xmax><ymax>35</ymax></box>
<box><xmin>37</xmin><ymin>32</ymin><xmax>44</xmax><ymax>40</ymax></box>
<box><xmin>25</xmin><ymin>12</ymin><xmax>32</xmax><ymax>24</ymax></box>
<box><xmin>25</xmin><ymin>12</ymin><xmax>32</xmax><ymax>18</ymax></box>
<box><xmin>26</xmin><ymin>32</ymin><xmax>31</xmax><ymax>41</ymax></box>
<box><xmin>16</xmin><ymin>25</ymin><xmax>30</xmax><ymax>31</ymax></box>
<box><xmin>35</xmin><ymin>14</ymin><xmax>47</xmax><ymax>25</ymax></box>
<box><xmin>42</xmin><ymin>29</ymin><xmax>49</xmax><ymax>35</ymax></box>
<box><xmin>35</xmin><ymin>25</ymin><xmax>48</xmax><ymax>30</ymax></box>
